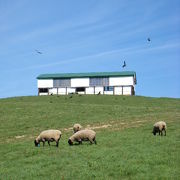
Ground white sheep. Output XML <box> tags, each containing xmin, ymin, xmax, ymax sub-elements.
<box><xmin>68</xmin><ymin>129</ymin><xmax>97</xmax><ymax>145</ymax></box>
<box><xmin>152</xmin><ymin>121</ymin><xmax>167</xmax><ymax>136</ymax></box>
<box><xmin>73</xmin><ymin>123</ymin><xmax>82</xmax><ymax>133</ymax></box>
<box><xmin>34</xmin><ymin>129</ymin><xmax>62</xmax><ymax>147</ymax></box>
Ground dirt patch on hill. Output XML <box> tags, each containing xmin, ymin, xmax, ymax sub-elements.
<box><xmin>4</xmin><ymin>119</ymin><xmax>175</xmax><ymax>143</ymax></box>
<box><xmin>15</xmin><ymin>135</ymin><xmax>26</xmax><ymax>139</ymax></box>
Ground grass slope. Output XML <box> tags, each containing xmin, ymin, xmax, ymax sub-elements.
<box><xmin>0</xmin><ymin>95</ymin><xmax>180</xmax><ymax>179</ymax></box>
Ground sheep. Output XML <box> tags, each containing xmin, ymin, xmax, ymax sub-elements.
<box><xmin>73</xmin><ymin>123</ymin><xmax>82</xmax><ymax>133</ymax></box>
<box><xmin>152</xmin><ymin>121</ymin><xmax>167</xmax><ymax>136</ymax></box>
<box><xmin>34</xmin><ymin>129</ymin><xmax>62</xmax><ymax>147</ymax></box>
<box><xmin>68</xmin><ymin>129</ymin><xmax>97</xmax><ymax>145</ymax></box>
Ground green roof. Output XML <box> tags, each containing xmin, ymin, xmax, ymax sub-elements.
<box><xmin>37</xmin><ymin>71</ymin><xmax>136</xmax><ymax>79</ymax></box>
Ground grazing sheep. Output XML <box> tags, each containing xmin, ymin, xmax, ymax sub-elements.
<box><xmin>152</xmin><ymin>121</ymin><xmax>167</xmax><ymax>136</ymax></box>
<box><xmin>73</xmin><ymin>123</ymin><xmax>82</xmax><ymax>133</ymax></box>
<box><xmin>68</xmin><ymin>129</ymin><xmax>97</xmax><ymax>145</ymax></box>
<box><xmin>34</xmin><ymin>130</ymin><xmax>62</xmax><ymax>147</ymax></box>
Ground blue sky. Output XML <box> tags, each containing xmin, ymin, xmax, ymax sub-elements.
<box><xmin>0</xmin><ymin>0</ymin><xmax>180</xmax><ymax>98</ymax></box>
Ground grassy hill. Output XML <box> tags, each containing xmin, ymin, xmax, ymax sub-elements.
<box><xmin>0</xmin><ymin>95</ymin><xmax>180</xmax><ymax>179</ymax></box>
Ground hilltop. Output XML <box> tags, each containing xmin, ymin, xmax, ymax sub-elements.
<box><xmin>0</xmin><ymin>95</ymin><xmax>180</xmax><ymax>179</ymax></box>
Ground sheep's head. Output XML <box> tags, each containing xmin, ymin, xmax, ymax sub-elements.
<box><xmin>34</xmin><ymin>139</ymin><xmax>39</xmax><ymax>147</ymax></box>
<box><xmin>73</xmin><ymin>124</ymin><xmax>82</xmax><ymax>133</ymax></box>
<box><xmin>152</xmin><ymin>128</ymin><xmax>157</xmax><ymax>136</ymax></box>
<box><xmin>68</xmin><ymin>139</ymin><xmax>73</xmax><ymax>145</ymax></box>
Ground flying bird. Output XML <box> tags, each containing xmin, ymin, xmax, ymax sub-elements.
<box><xmin>122</xmin><ymin>61</ymin><xmax>126</xmax><ymax>68</ymax></box>
<box><xmin>35</xmin><ymin>49</ymin><xmax>43</xmax><ymax>54</ymax></box>
<box><xmin>147</xmin><ymin>38</ymin><xmax>151</xmax><ymax>42</ymax></box>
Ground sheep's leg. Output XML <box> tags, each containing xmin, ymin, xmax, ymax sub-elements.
<box><xmin>89</xmin><ymin>139</ymin><xmax>94</xmax><ymax>144</ymax></box>
<box><xmin>78</xmin><ymin>139</ymin><xmax>82</xmax><ymax>145</ymax></box>
<box><xmin>56</xmin><ymin>141</ymin><xmax>59</xmax><ymax>147</ymax></box>
<box><xmin>55</xmin><ymin>137</ymin><xmax>61</xmax><ymax>147</ymax></box>
<box><xmin>48</xmin><ymin>141</ymin><xmax>50</xmax><ymax>146</ymax></box>
<box><xmin>164</xmin><ymin>130</ymin><xmax>166</xmax><ymax>136</ymax></box>
<box><xmin>94</xmin><ymin>139</ymin><xmax>97</xmax><ymax>145</ymax></box>
<box><xmin>42</xmin><ymin>140</ymin><xmax>45</xmax><ymax>147</ymax></box>
<box><xmin>158</xmin><ymin>131</ymin><xmax>160</xmax><ymax>136</ymax></box>
<box><xmin>160</xmin><ymin>131</ymin><xmax>163</xmax><ymax>136</ymax></box>
<box><xmin>93</xmin><ymin>137</ymin><xmax>97</xmax><ymax>144</ymax></box>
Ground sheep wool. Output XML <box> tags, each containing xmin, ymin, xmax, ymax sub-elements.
<box><xmin>34</xmin><ymin>129</ymin><xmax>62</xmax><ymax>147</ymax></box>
<box><xmin>152</xmin><ymin>121</ymin><xmax>167</xmax><ymax>136</ymax></box>
<box><xmin>68</xmin><ymin>129</ymin><xmax>96</xmax><ymax>145</ymax></box>
<box><xmin>73</xmin><ymin>123</ymin><xmax>82</xmax><ymax>133</ymax></box>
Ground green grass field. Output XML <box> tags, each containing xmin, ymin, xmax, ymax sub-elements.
<box><xmin>0</xmin><ymin>95</ymin><xmax>180</xmax><ymax>179</ymax></box>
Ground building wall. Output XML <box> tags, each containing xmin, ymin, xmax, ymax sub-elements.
<box><xmin>67</xmin><ymin>87</ymin><xmax>76</xmax><ymax>94</ymax></box>
<box><xmin>38</xmin><ymin>76</ymin><xmax>135</xmax><ymax>96</ymax></box>
<box><xmin>109</xmin><ymin>77</ymin><xmax>134</xmax><ymax>86</ymax></box>
<box><xmin>114</xmin><ymin>87</ymin><xmax>122</xmax><ymax>95</ymax></box>
<box><xmin>57</xmin><ymin>88</ymin><xmax>66</xmax><ymax>95</ymax></box>
<box><xmin>38</xmin><ymin>79</ymin><xmax>53</xmax><ymax>88</ymax></box>
<box><xmin>49</xmin><ymin>88</ymin><xmax>57</xmax><ymax>95</ymax></box>
<box><xmin>38</xmin><ymin>76</ymin><xmax>135</xmax><ymax>88</ymax></box>
<box><xmin>39</xmin><ymin>92</ymin><xmax>49</xmax><ymax>96</ymax></box>
<box><xmin>104</xmin><ymin>91</ymin><xmax>113</xmax><ymax>95</ymax></box>
<box><xmin>71</xmin><ymin>78</ymin><xmax>89</xmax><ymax>87</ymax></box>
<box><xmin>86</xmin><ymin>87</ymin><xmax>94</xmax><ymax>94</ymax></box>
<box><xmin>122</xmin><ymin>86</ymin><xmax>132</xmax><ymax>95</ymax></box>
<box><xmin>95</xmin><ymin>87</ymin><xmax>104</xmax><ymax>94</ymax></box>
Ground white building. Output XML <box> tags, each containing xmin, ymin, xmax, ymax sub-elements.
<box><xmin>37</xmin><ymin>71</ymin><xmax>137</xmax><ymax>96</ymax></box>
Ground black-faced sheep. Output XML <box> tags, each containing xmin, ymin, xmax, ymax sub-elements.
<box><xmin>34</xmin><ymin>130</ymin><xmax>62</xmax><ymax>147</ymax></box>
<box><xmin>152</xmin><ymin>121</ymin><xmax>167</xmax><ymax>136</ymax></box>
<box><xmin>73</xmin><ymin>123</ymin><xmax>82</xmax><ymax>133</ymax></box>
<box><xmin>68</xmin><ymin>129</ymin><xmax>97</xmax><ymax>145</ymax></box>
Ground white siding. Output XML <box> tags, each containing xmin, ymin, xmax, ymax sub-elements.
<box><xmin>123</xmin><ymin>86</ymin><xmax>131</xmax><ymax>95</ymax></box>
<box><xmin>58</xmin><ymin>88</ymin><xmax>66</xmax><ymax>95</ymax></box>
<box><xmin>109</xmin><ymin>77</ymin><xmax>134</xmax><ymax>86</ymax></box>
<box><xmin>86</xmin><ymin>87</ymin><xmax>94</xmax><ymax>94</ymax></box>
<box><xmin>49</xmin><ymin>88</ymin><xmax>58</xmax><ymax>95</ymax></box>
<box><xmin>95</xmin><ymin>87</ymin><xmax>103</xmax><ymax>94</ymax></box>
<box><xmin>104</xmin><ymin>91</ymin><xmax>113</xmax><ymax>95</ymax></box>
<box><xmin>38</xmin><ymin>79</ymin><xmax>53</xmax><ymax>88</ymax></box>
<box><xmin>39</xmin><ymin>92</ymin><xmax>48</xmax><ymax>95</ymax></box>
<box><xmin>38</xmin><ymin>75</ymin><xmax>136</xmax><ymax>96</ymax></box>
<box><xmin>114</xmin><ymin>87</ymin><xmax>122</xmax><ymax>95</ymax></box>
<box><xmin>71</xmin><ymin>78</ymin><xmax>89</xmax><ymax>87</ymax></box>
<box><xmin>67</xmin><ymin>88</ymin><xmax>76</xmax><ymax>94</ymax></box>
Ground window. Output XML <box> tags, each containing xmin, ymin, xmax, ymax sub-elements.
<box><xmin>90</xmin><ymin>78</ymin><xmax>109</xmax><ymax>86</ymax></box>
<box><xmin>76</xmin><ymin>87</ymin><xmax>85</xmax><ymax>92</ymax></box>
<box><xmin>39</xmin><ymin>88</ymin><xmax>48</xmax><ymax>93</ymax></box>
<box><xmin>53</xmin><ymin>79</ymin><xmax>71</xmax><ymax>87</ymax></box>
<box><xmin>104</xmin><ymin>86</ymin><xmax>114</xmax><ymax>91</ymax></box>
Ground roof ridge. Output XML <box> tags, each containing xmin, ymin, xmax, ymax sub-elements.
<box><xmin>37</xmin><ymin>71</ymin><xmax>136</xmax><ymax>79</ymax></box>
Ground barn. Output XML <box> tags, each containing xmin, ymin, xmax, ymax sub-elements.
<box><xmin>37</xmin><ymin>71</ymin><xmax>137</xmax><ymax>96</ymax></box>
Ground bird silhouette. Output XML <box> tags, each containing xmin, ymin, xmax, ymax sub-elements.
<box><xmin>35</xmin><ymin>49</ymin><xmax>42</xmax><ymax>54</ymax></box>
<box><xmin>122</xmin><ymin>61</ymin><xmax>126</xmax><ymax>68</ymax></box>
<box><xmin>147</xmin><ymin>38</ymin><xmax>151</xmax><ymax>42</ymax></box>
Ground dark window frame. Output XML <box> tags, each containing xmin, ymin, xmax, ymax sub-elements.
<box><xmin>104</xmin><ymin>86</ymin><xmax>114</xmax><ymax>91</ymax></box>
<box><xmin>39</xmin><ymin>88</ymin><xmax>48</xmax><ymax>93</ymax></box>
<box><xmin>76</xmin><ymin>87</ymin><xmax>85</xmax><ymax>92</ymax></box>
